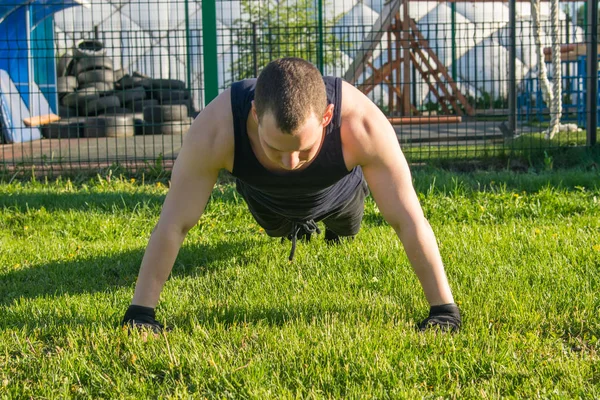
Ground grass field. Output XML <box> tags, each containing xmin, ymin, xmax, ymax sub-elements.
<box><xmin>0</xmin><ymin>168</ymin><xmax>599</xmax><ymax>398</ymax></box>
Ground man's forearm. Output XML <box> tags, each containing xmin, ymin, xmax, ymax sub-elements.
<box><xmin>395</xmin><ymin>218</ymin><xmax>454</xmax><ymax>306</ymax></box>
<box><xmin>131</xmin><ymin>224</ymin><xmax>187</xmax><ymax>308</ymax></box>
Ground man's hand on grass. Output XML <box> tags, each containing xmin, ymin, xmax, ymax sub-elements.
<box><xmin>122</xmin><ymin>305</ymin><xmax>166</xmax><ymax>333</ymax></box>
<box><xmin>418</xmin><ymin>303</ymin><xmax>462</xmax><ymax>333</ymax></box>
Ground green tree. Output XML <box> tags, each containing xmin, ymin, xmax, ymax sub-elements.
<box><xmin>575</xmin><ymin>3</ymin><xmax>600</xmax><ymax>29</ymax></box>
<box><xmin>229</xmin><ymin>0</ymin><xmax>344</xmax><ymax>83</ymax></box>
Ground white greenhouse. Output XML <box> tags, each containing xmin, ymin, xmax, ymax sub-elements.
<box><xmin>52</xmin><ymin>0</ymin><xmax>586</xmax><ymax>110</ymax></box>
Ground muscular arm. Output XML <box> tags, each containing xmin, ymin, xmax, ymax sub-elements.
<box><xmin>131</xmin><ymin>90</ymin><xmax>233</xmax><ymax>308</ymax></box>
<box><xmin>341</xmin><ymin>83</ymin><xmax>454</xmax><ymax>306</ymax></box>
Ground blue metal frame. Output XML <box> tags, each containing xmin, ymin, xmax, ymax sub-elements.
<box><xmin>518</xmin><ymin>54</ymin><xmax>600</xmax><ymax>129</ymax></box>
<box><xmin>0</xmin><ymin>0</ymin><xmax>85</xmax><ymax>110</ymax></box>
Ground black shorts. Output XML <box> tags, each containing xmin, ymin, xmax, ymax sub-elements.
<box><xmin>243</xmin><ymin>179</ymin><xmax>370</xmax><ymax>238</ymax></box>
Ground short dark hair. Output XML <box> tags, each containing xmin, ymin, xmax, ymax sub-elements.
<box><xmin>254</xmin><ymin>58</ymin><xmax>328</xmax><ymax>134</ymax></box>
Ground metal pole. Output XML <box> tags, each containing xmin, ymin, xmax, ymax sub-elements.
<box><xmin>584</xmin><ymin>2</ymin><xmax>588</xmax><ymax>35</ymax></box>
<box><xmin>402</xmin><ymin>1</ymin><xmax>411</xmax><ymax>115</ymax></box>
<box><xmin>566</xmin><ymin>17</ymin><xmax>570</xmax><ymax>93</ymax></box>
<box><xmin>252</xmin><ymin>22</ymin><xmax>258</xmax><ymax>77</ymax></box>
<box><xmin>508</xmin><ymin>0</ymin><xmax>517</xmax><ymax>135</ymax></box>
<box><xmin>317</xmin><ymin>0</ymin><xmax>324</xmax><ymax>73</ymax></box>
<box><xmin>26</xmin><ymin>4</ymin><xmax>33</xmax><ymax>108</ymax></box>
<box><xmin>587</xmin><ymin>0</ymin><xmax>598</xmax><ymax>146</ymax></box>
<box><xmin>184</xmin><ymin>0</ymin><xmax>192</xmax><ymax>90</ymax></box>
<box><xmin>202</xmin><ymin>0</ymin><xmax>219</xmax><ymax>105</ymax></box>
<box><xmin>451</xmin><ymin>2</ymin><xmax>457</xmax><ymax>81</ymax></box>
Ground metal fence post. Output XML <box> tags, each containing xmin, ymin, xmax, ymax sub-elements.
<box><xmin>185</xmin><ymin>0</ymin><xmax>192</xmax><ymax>90</ymax></box>
<box><xmin>317</xmin><ymin>0</ymin><xmax>324</xmax><ymax>74</ymax></box>
<box><xmin>508</xmin><ymin>0</ymin><xmax>517</xmax><ymax>135</ymax></box>
<box><xmin>587</xmin><ymin>0</ymin><xmax>598</xmax><ymax>146</ymax></box>
<box><xmin>252</xmin><ymin>22</ymin><xmax>258</xmax><ymax>77</ymax></box>
<box><xmin>451</xmin><ymin>2</ymin><xmax>457</xmax><ymax>81</ymax></box>
<box><xmin>202</xmin><ymin>0</ymin><xmax>219</xmax><ymax>105</ymax></box>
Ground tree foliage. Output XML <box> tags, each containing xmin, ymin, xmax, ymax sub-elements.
<box><xmin>229</xmin><ymin>0</ymin><xmax>341</xmax><ymax>83</ymax></box>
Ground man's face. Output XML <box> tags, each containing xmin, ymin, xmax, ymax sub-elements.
<box><xmin>253</xmin><ymin>104</ymin><xmax>333</xmax><ymax>171</ymax></box>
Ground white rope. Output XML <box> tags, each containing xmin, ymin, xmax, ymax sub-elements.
<box><xmin>531</xmin><ymin>0</ymin><xmax>579</xmax><ymax>139</ymax></box>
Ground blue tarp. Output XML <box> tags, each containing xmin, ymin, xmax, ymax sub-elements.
<box><xmin>0</xmin><ymin>0</ymin><xmax>85</xmax><ymax>143</ymax></box>
<box><xmin>0</xmin><ymin>1</ymin><xmax>86</xmax><ymax>29</ymax></box>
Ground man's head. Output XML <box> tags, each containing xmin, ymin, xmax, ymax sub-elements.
<box><xmin>251</xmin><ymin>58</ymin><xmax>334</xmax><ymax>170</ymax></box>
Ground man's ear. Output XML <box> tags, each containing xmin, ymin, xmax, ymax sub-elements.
<box><xmin>251</xmin><ymin>101</ymin><xmax>259</xmax><ymax>123</ymax></box>
<box><xmin>322</xmin><ymin>103</ymin><xmax>335</xmax><ymax>127</ymax></box>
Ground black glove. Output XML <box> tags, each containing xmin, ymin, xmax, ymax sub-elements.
<box><xmin>418</xmin><ymin>303</ymin><xmax>462</xmax><ymax>332</ymax></box>
<box><xmin>122</xmin><ymin>305</ymin><xmax>165</xmax><ymax>333</ymax></box>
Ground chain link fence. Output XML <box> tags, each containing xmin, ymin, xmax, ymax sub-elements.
<box><xmin>0</xmin><ymin>0</ymin><xmax>597</xmax><ymax>172</ymax></box>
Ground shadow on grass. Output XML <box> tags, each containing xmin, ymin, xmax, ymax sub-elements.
<box><xmin>169</xmin><ymin>302</ymin><xmax>413</xmax><ymax>331</ymax></box>
<box><xmin>0</xmin><ymin>238</ymin><xmax>254</xmax><ymax>311</ymax></box>
<box><xmin>421</xmin><ymin>142</ymin><xmax>600</xmax><ymax>173</ymax></box>
<box><xmin>0</xmin><ymin>186</ymin><xmax>243</xmax><ymax>213</ymax></box>
<box><xmin>0</xmin><ymin>191</ymin><xmax>164</xmax><ymax>212</ymax></box>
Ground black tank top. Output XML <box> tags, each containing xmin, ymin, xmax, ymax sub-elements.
<box><xmin>230</xmin><ymin>76</ymin><xmax>364</xmax><ymax>222</ymax></box>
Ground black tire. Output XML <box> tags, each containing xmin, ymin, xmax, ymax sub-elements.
<box><xmin>82</xmin><ymin>95</ymin><xmax>121</xmax><ymax>116</ymax></box>
<box><xmin>160</xmin><ymin>118</ymin><xmax>193</xmax><ymax>135</ymax></box>
<box><xmin>115</xmin><ymin>75</ymin><xmax>147</xmax><ymax>90</ymax></box>
<box><xmin>83</xmin><ymin>115</ymin><xmax>135</xmax><ymax>137</ymax></box>
<box><xmin>132</xmin><ymin>112</ymin><xmax>144</xmax><ymax>124</ymax></box>
<box><xmin>74</xmin><ymin>40</ymin><xmax>106</xmax><ymax>59</ymax></box>
<box><xmin>78</xmin><ymin>81</ymin><xmax>114</xmax><ymax>94</ymax></box>
<box><xmin>161</xmin><ymin>97</ymin><xmax>195</xmax><ymax>112</ymax></box>
<box><xmin>57</xmin><ymin>76</ymin><xmax>78</xmax><ymax>94</ymax></box>
<box><xmin>132</xmin><ymin>71</ymin><xmax>150</xmax><ymax>79</ymax></box>
<box><xmin>77</xmin><ymin>69</ymin><xmax>115</xmax><ymax>86</ymax></box>
<box><xmin>41</xmin><ymin>118</ymin><xmax>84</xmax><ymax>138</ymax></box>
<box><xmin>138</xmin><ymin>78</ymin><xmax>155</xmax><ymax>91</ymax></box>
<box><xmin>155</xmin><ymin>89</ymin><xmax>189</xmax><ymax>103</ymax></box>
<box><xmin>61</xmin><ymin>87</ymin><xmax>100</xmax><ymax>108</ymax></box>
<box><xmin>56</xmin><ymin>53</ymin><xmax>74</xmax><ymax>77</ymax></box>
<box><xmin>58</xmin><ymin>106</ymin><xmax>78</xmax><ymax>118</ymax></box>
<box><xmin>142</xmin><ymin>118</ymin><xmax>192</xmax><ymax>135</ymax></box>
<box><xmin>98</xmin><ymin>107</ymin><xmax>132</xmax><ymax>115</ymax></box>
<box><xmin>74</xmin><ymin>55</ymin><xmax>114</xmax><ymax>75</ymax></box>
<box><xmin>114</xmin><ymin>86</ymin><xmax>146</xmax><ymax>104</ymax></box>
<box><xmin>124</xmin><ymin>98</ymin><xmax>158</xmax><ymax>113</ymax></box>
<box><xmin>113</xmin><ymin>68</ymin><xmax>128</xmax><ymax>83</ymax></box>
<box><xmin>149</xmin><ymin>78</ymin><xmax>186</xmax><ymax>90</ymax></box>
<box><xmin>143</xmin><ymin>105</ymin><xmax>188</xmax><ymax>123</ymax></box>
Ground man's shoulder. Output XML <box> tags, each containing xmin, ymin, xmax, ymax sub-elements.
<box><xmin>231</xmin><ymin>78</ymin><xmax>257</xmax><ymax>92</ymax></box>
<box><xmin>185</xmin><ymin>89</ymin><xmax>235</xmax><ymax>171</ymax></box>
<box><xmin>339</xmin><ymin>81</ymin><xmax>369</xmax><ymax>123</ymax></box>
<box><xmin>337</xmin><ymin>81</ymin><xmax>396</xmax><ymax>167</ymax></box>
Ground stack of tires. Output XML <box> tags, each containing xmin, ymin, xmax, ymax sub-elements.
<box><xmin>139</xmin><ymin>79</ymin><xmax>195</xmax><ymax>135</ymax></box>
<box><xmin>45</xmin><ymin>40</ymin><xmax>194</xmax><ymax>139</ymax></box>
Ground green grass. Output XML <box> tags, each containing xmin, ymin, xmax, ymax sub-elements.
<box><xmin>404</xmin><ymin>133</ymin><xmax>599</xmax><ymax>170</ymax></box>
<box><xmin>1</xmin><ymin>169</ymin><xmax>599</xmax><ymax>398</ymax></box>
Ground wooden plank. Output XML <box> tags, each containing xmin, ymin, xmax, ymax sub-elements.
<box><xmin>409</xmin><ymin>53</ymin><xmax>451</xmax><ymax>114</ymax></box>
<box><xmin>380</xmin><ymin>74</ymin><xmax>419</xmax><ymax>115</ymax></box>
<box><xmin>361</xmin><ymin>60</ymin><xmax>401</xmax><ymax>95</ymax></box>
<box><xmin>410</xmin><ymin>39</ymin><xmax>463</xmax><ymax>115</ymax></box>
<box><xmin>410</xmin><ymin>19</ymin><xmax>475</xmax><ymax>116</ymax></box>
<box><xmin>409</xmin><ymin>25</ymin><xmax>464</xmax><ymax>114</ymax></box>
<box><xmin>543</xmin><ymin>44</ymin><xmax>599</xmax><ymax>62</ymax></box>
<box><xmin>343</xmin><ymin>0</ymin><xmax>401</xmax><ymax>84</ymax></box>
<box><xmin>23</xmin><ymin>114</ymin><xmax>60</xmax><ymax>127</ymax></box>
<box><xmin>389</xmin><ymin>116</ymin><xmax>462</xmax><ymax>125</ymax></box>
<box><xmin>402</xmin><ymin>3</ymin><xmax>411</xmax><ymax>115</ymax></box>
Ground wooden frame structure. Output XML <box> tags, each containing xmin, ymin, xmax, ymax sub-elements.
<box><xmin>345</xmin><ymin>0</ymin><xmax>579</xmax><ymax>123</ymax></box>
<box><xmin>344</xmin><ymin>0</ymin><xmax>473</xmax><ymax>119</ymax></box>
